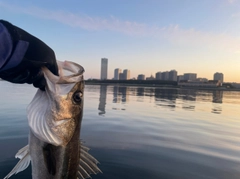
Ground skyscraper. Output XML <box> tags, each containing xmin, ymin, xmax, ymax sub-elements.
<box><xmin>123</xmin><ymin>69</ymin><xmax>130</xmax><ymax>80</ymax></box>
<box><xmin>213</xmin><ymin>72</ymin><xmax>224</xmax><ymax>83</ymax></box>
<box><xmin>100</xmin><ymin>58</ymin><xmax>108</xmax><ymax>80</ymax></box>
<box><xmin>155</xmin><ymin>72</ymin><xmax>162</xmax><ymax>80</ymax></box>
<box><xmin>162</xmin><ymin>71</ymin><xmax>169</xmax><ymax>81</ymax></box>
<box><xmin>169</xmin><ymin>70</ymin><xmax>177</xmax><ymax>81</ymax></box>
<box><xmin>119</xmin><ymin>73</ymin><xmax>125</xmax><ymax>80</ymax></box>
<box><xmin>137</xmin><ymin>74</ymin><xmax>145</xmax><ymax>80</ymax></box>
<box><xmin>114</xmin><ymin>68</ymin><xmax>122</xmax><ymax>80</ymax></box>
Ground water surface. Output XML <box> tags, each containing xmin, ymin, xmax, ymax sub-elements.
<box><xmin>0</xmin><ymin>82</ymin><xmax>240</xmax><ymax>179</ymax></box>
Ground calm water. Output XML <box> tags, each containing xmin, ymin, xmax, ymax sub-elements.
<box><xmin>0</xmin><ymin>81</ymin><xmax>240</xmax><ymax>179</ymax></box>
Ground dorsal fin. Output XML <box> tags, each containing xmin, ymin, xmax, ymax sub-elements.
<box><xmin>4</xmin><ymin>145</ymin><xmax>31</xmax><ymax>179</ymax></box>
<box><xmin>77</xmin><ymin>142</ymin><xmax>102</xmax><ymax>179</ymax></box>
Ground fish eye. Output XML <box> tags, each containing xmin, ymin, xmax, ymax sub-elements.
<box><xmin>73</xmin><ymin>91</ymin><xmax>82</xmax><ymax>103</ymax></box>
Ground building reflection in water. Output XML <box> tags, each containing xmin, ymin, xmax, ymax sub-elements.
<box><xmin>136</xmin><ymin>87</ymin><xmax>144</xmax><ymax>97</ymax></box>
<box><xmin>154</xmin><ymin>88</ymin><xmax>177</xmax><ymax>109</ymax></box>
<box><xmin>153</xmin><ymin>88</ymin><xmax>198</xmax><ymax>111</ymax></box>
<box><xmin>134</xmin><ymin>87</ymin><xmax>198</xmax><ymax>111</ymax></box>
<box><xmin>181</xmin><ymin>89</ymin><xmax>197</xmax><ymax>101</ymax></box>
<box><xmin>121</xmin><ymin>87</ymin><xmax>129</xmax><ymax>103</ymax></box>
<box><xmin>212</xmin><ymin>91</ymin><xmax>223</xmax><ymax>114</ymax></box>
<box><xmin>144</xmin><ymin>88</ymin><xmax>155</xmax><ymax>103</ymax></box>
<box><xmin>99</xmin><ymin>85</ymin><xmax>226</xmax><ymax>114</ymax></box>
<box><xmin>212</xmin><ymin>91</ymin><xmax>223</xmax><ymax>103</ymax></box>
<box><xmin>136</xmin><ymin>87</ymin><xmax>144</xmax><ymax>102</ymax></box>
<box><xmin>113</xmin><ymin>86</ymin><xmax>129</xmax><ymax>103</ymax></box>
<box><xmin>180</xmin><ymin>89</ymin><xmax>197</xmax><ymax>111</ymax></box>
<box><xmin>113</xmin><ymin>86</ymin><xmax>120</xmax><ymax>103</ymax></box>
<box><xmin>98</xmin><ymin>85</ymin><xmax>107</xmax><ymax>115</ymax></box>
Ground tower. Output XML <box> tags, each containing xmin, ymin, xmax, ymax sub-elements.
<box><xmin>213</xmin><ymin>72</ymin><xmax>224</xmax><ymax>83</ymax></box>
<box><xmin>169</xmin><ymin>70</ymin><xmax>178</xmax><ymax>81</ymax></box>
<box><xmin>123</xmin><ymin>69</ymin><xmax>130</xmax><ymax>80</ymax></box>
<box><xmin>114</xmin><ymin>68</ymin><xmax>121</xmax><ymax>80</ymax></box>
<box><xmin>100</xmin><ymin>58</ymin><xmax>108</xmax><ymax>80</ymax></box>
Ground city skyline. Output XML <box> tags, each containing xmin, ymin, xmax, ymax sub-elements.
<box><xmin>111</xmin><ymin>64</ymin><xmax>226</xmax><ymax>82</ymax></box>
<box><xmin>1</xmin><ymin>1</ymin><xmax>240</xmax><ymax>82</ymax></box>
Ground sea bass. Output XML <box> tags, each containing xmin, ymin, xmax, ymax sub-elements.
<box><xmin>4</xmin><ymin>61</ymin><xmax>101</xmax><ymax>179</ymax></box>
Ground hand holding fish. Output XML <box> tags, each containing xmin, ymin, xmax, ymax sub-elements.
<box><xmin>0</xmin><ymin>20</ymin><xmax>58</xmax><ymax>90</ymax></box>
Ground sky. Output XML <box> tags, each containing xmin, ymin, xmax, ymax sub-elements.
<box><xmin>0</xmin><ymin>0</ymin><xmax>240</xmax><ymax>82</ymax></box>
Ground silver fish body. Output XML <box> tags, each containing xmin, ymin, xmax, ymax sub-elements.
<box><xmin>4</xmin><ymin>61</ymin><xmax>101</xmax><ymax>179</ymax></box>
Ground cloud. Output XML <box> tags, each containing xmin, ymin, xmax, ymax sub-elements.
<box><xmin>0</xmin><ymin>2</ymin><xmax>152</xmax><ymax>36</ymax></box>
<box><xmin>232</xmin><ymin>12</ymin><xmax>240</xmax><ymax>17</ymax></box>
<box><xmin>160</xmin><ymin>25</ymin><xmax>240</xmax><ymax>53</ymax></box>
<box><xmin>228</xmin><ymin>0</ymin><xmax>237</xmax><ymax>3</ymax></box>
<box><xmin>1</xmin><ymin>2</ymin><xmax>240</xmax><ymax>53</ymax></box>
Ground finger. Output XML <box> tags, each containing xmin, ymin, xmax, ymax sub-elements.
<box><xmin>33</xmin><ymin>77</ymin><xmax>46</xmax><ymax>91</ymax></box>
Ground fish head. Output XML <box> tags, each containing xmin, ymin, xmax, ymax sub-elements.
<box><xmin>49</xmin><ymin>81</ymin><xmax>84</xmax><ymax>146</ymax></box>
<box><xmin>27</xmin><ymin>61</ymin><xmax>85</xmax><ymax>146</ymax></box>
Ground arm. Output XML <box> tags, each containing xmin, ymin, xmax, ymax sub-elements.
<box><xmin>0</xmin><ymin>20</ymin><xmax>58</xmax><ymax>90</ymax></box>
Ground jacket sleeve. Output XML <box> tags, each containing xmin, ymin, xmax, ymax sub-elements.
<box><xmin>0</xmin><ymin>22</ymin><xmax>29</xmax><ymax>72</ymax></box>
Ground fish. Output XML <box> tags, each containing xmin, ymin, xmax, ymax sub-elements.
<box><xmin>4</xmin><ymin>61</ymin><xmax>101</xmax><ymax>179</ymax></box>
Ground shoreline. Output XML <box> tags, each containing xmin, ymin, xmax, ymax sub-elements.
<box><xmin>85</xmin><ymin>81</ymin><xmax>240</xmax><ymax>91</ymax></box>
<box><xmin>0</xmin><ymin>80</ymin><xmax>239</xmax><ymax>92</ymax></box>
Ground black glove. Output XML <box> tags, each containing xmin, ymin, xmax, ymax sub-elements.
<box><xmin>0</xmin><ymin>20</ymin><xmax>58</xmax><ymax>90</ymax></box>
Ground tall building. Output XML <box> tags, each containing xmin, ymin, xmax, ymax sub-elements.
<box><xmin>183</xmin><ymin>73</ymin><xmax>197</xmax><ymax>81</ymax></box>
<box><xmin>114</xmin><ymin>68</ymin><xmax>121</xmax><ymax>80</ymax></box>
<box><xmin>214</xmin><ymin>72</ymin><xmax>224</xmax><ymax>83</ymax></box>
<box><xmin>123</xmin><ymin>69</ymin><xmax>130</xmax><ymax>80</ymax></box>
<box><xmin>169</xmin><ymin>70</ymin><xmax>177</xmax><ymax>81</ymax></box>
<box><xmin>100</xmin><ymin>58</ymin><xmax>108</xmax><ymax>80</ymax></box>
<box><xmin>155</xmin><ymin>72</ymin><xmax>162</xmax><ymax>80</ymax></box>
<box><xmin>137</xmin><ymin>74</ymin><xmax>145</xmax><ymax>80</ymax></box>
<box><xmin>162</xmin><ymin>71</ymin><xmax>169</xmax><ymax>81</ymax></box>
<box><xmin>119</xmin><ymin>73</ymin><xmax>125</xmax><ymax>80</ymax></box>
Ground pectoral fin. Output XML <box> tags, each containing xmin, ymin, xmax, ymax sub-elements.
<box><xmin>4</xmin><ymin>145</ymin><xmax>31</xmax><ymax>179</ymax></box>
